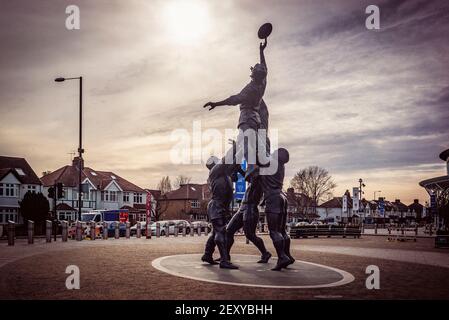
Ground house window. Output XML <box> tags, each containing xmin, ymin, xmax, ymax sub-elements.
<box><xmin>27</xmin><ymin>185</ymin><xmax>37</xmax><ymax>193</ymax></box>
<box><xmin>0</xmin><ymin>209</ymin><xmax>18</xmax><ymax>223</ymax></box>
<box><xmin>191</xmin><ymin>200</ymin><xmax>200</xmax><ymax>209</ymax></box>
<box><xmin>101</xmin><ymin>191</ymin><xmax>117</xmax><ymax>202</ymax></box>
<box><xmin>133</xmin><ymin>193</ymin><xmax>142</xmax><ymax>204</ymax></box>
<box><xmin>0</xmin><ymin>184</ymin><xmax>19</xmax><ymax>197</ymax></box>
<box><xmin>123</xmin><ymin>192</ymin><xmax>130</xmax><ymax>203</ymax></box>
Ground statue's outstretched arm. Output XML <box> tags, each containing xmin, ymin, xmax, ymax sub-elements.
<box><xmin>260</xmin><ymin>38</ymin><xmax>267</xmax><ymax>69</ymax></box>
<box><xmin>203</xmin><ymin>94</ymin><xmax>242</xmax><ymax>111</ymax></box>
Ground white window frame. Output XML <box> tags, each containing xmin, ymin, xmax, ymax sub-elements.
<box><xmin>0</xmin><ymin>183</ymin><xmax>19</xmax><ymax>198</ymax></box>
<box><xmin>191</xmin><ymin>200</ymin><xmax>200</xmax><ymax>209</ymax></box>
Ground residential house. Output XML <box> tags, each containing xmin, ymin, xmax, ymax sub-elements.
<box><xmin>158</xmin><ymin>183</ymin><xmax>210</xmax><ymax>221</ymax></box>
<box><xmin>408</xmin><ymin>199</ymin><xmax>424</xmax><ymax>221</ymax></box>
<box><xmin>285</xmin><ymin>188</ymin><xmax>317</xmax><ymax>223</ymax></box>
<box><xmin>0</xmin><ymin>156</ymin><xmax>43</xmax><ymax>225</ymax></box>
<box><xmin>40</xmin><ymin>157</ymin><xmax>147</xmax><ymax>222</ymax></box>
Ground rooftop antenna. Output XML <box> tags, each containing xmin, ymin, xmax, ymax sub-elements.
<box><xmin>68</xmin><ymin>151</ymin><xmax>76</xmax><ymax>162</ymax></box>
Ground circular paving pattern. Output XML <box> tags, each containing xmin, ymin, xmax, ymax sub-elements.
<box><xmin>152</xmin><ymin>254</ymin><xmax>355</xmax><ymax>289</ymax></box>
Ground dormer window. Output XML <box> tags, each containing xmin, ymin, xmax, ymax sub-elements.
<box><xmin>15</xmin><ymin>168</ymin><xmax>25</xmax><ymax>176</ymax></box>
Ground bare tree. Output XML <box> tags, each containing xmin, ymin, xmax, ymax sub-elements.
<box><xmin>152</xmin><ymin>194</ymin><xmax>168</xmax><ymax>222</ymax></box>
<box><xmin>290</xmin><ymin>166</ymin><xmax>337</xmax><ymax>214</ymax></box>
<box><xmin>157</xmin><ymin>176</ymin><xmax>172</xmax><ymax>195</ymax></box>
<box><xmin>174</xmin><ymin>175</ymin><xmax>192</xmax><ymax>189</ymax></box>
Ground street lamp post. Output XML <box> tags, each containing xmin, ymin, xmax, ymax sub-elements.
<box><xmin>55</xmin><ymin>76</ymin><xmax>84</xmax><ymax>221</ymax></box>
<box><xmin>358</xmin><ymin>178</ymin><xmax>366</xmax><ymax>225</ymax></box>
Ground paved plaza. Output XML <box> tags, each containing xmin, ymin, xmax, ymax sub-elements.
<box><xmin>0</xmin><ymin>235</ymin><xmax>448</xmax><ymax>299</ymax></box>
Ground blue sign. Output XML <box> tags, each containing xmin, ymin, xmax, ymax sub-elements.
<box><xmin>378</xmin><ymin>198</ymin><xmax>385</xmax><ymax>216</ymax></box>
<box><xmin>430</xmin><ymin>194</ymin><xmax>437</xmax><ymax>215</ymax></box>
<box><xmin>234</xmin><ymin>160</ymin><xmax>246</xmax><ymax>200</ymax></box>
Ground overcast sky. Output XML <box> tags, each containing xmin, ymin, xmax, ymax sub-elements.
<box><xmin>0</xmin><ymin>0</ymin><xmax>448</xmax><ymax>204</ymax></box>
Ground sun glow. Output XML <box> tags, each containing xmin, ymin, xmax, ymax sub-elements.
<box><xmin>162</xmin><ymin>1</ymin><xmax>211</xmax><ymax>44</ymax></box>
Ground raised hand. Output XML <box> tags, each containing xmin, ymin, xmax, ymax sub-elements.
<box><xmin>260</xmin><ymin>38</ymin><xmax>267</xmax><ymax>51</ymax></box>
<box><xmin>203</xmin><ymin>102</ymin><xmax>216</xmax><ymax>111</ymax></box>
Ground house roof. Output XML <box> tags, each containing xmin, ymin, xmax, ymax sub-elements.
<box><xmin>319</xmin><ymin>197</ymin><xmax>353</xmax><ymax>209</ymax></box>
<box><xmin>55</xmin><ymin>203</ymin><xmax>76</xmax><ymax>211</ymax></box>
<box><xmin>161</xmin><ymin>183</ymin><xmax>209</xmax><ymax>201</ymax></box>
<box><xmin>0</xmin><ymin>156</ymin><xmax>42</xmax><ymax>185</ymax></box>
<box><xmin>40</xmin><ymin>160</ymin><xmax>144</xmax><ymax>192</ymax></box>
<box><xmin>408</xmin><ymin>200</ymin><xmax>423</xmax><ymax>213</ymax></box>
<box><xmin>145</xmin><ymin>189</ymin><xmax>162</xmax><ymax>199</ymax></box>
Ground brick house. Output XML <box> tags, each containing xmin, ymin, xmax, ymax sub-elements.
<box><xmin>158</xmin><ymin>183</ymin><xmax>210</xmax><ymax>221</ymax></box>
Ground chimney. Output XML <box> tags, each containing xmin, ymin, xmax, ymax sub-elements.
<box><xmin>72</xmin><ymin>156</ymin><xmax>84</xmax><ymax>170</ymax></box>
<box><xmin>395</xmin><ymin>199</ymin><xmax>400</xmax><ymax>203</ymax></box>
<box><xmin>414</xmin><ymin>199</ymin><xmax>419</xmax><ymax>204</ymax></box>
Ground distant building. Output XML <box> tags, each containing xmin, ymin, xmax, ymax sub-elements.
<box><xmin>40</xmin><ymin>157</ymin><xmax>147</xmax><ymax>222</ymax></box>
<box><xmin>317</xmin><ymin>197</ymin><xmax>350</xmax><ymax>223</ymax></box>
<box><xmin>158</xmin><ymin>183</ymin><xmax>210</xmax><ymax>221</ymax></box>
<box><xmin>318</xmin><ymin>194</ymin><xmax>423</xmax><ymax>223</ymax></box>
<box><xmin>408</xmin><ymin>199</ymin><xmax>424</xmax><ymax>220</ymax></box>
<box><xmin>0</xmin><ymin>156</ymin><xmax>43</xmax><ymax>225</ymax></box>
<box><xmin>285</xmin><ymin>188</ymin><xmax>318</xmax><ymax>222</ymax></box>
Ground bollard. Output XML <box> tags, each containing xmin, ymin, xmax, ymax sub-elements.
<box><xmin>190</xmin><ymin>225</ymin><xmax>194</xmax><ymax>236</ymax></box>
<box><xmin>114</xmin><ymin>221</ymin><xmax>120</xmax><ymax>239</ymax></box>
<box><xmin>246</xmin><ymin>237</ymin><xmax>249</xmax><ymax>244</ymax></box>
<box><xmin>343</xmin><ymin>226</ymin><xmax>347</xmax><ymax>238</ymax></box>
<box><xmin>205</xmin><ymin>225</ymin><xmax>209</xmax><ymax>236</ymax></box>
<box><xmin>61</xmin><ymin>221</ymin><xmax>68</xmax><ymax>242</ymax></box>
<box><xmin>146</xmin><ymin>222</ymin><xmax>152</xmax><ymax>239</ymax></box>
<box><xmin>126</xmin><ymin>221</ymin><xmax>130</xmax><ymax>239</ymax></box>
<box><xmin>174</xmin><ymin>225</ymin><xmax>178</xmax><ymax>237</ymax></box>
<box><xmin>258</xmin><ymin>223</ymin><xmax>263</xmax><ymax>234</ymax></box>
<box><xmin>197</xmin><ymin>225</ymin><xmax>201</xmax><ymax>236</ymax></box>
<box><xmin>165</xmin><ymin>224</ymin><xmax>169</xmax><ymax>237</ymax></box>
<box><xmin>103</xmin><ymin>221</ymin><xmax>108</xmax><ymax>240</ymax></box>
<box><xmin>46</xmin><ymin>220</ymin><xmax>52</xmax><ymax>243</ymax></box>
<box><xmin>28</xmin><ymin>220</ymin><xmax>34</xmax><ymax>244</ymax></box>
<box><xmin>375</xmin><ymin>223</ymin><xmax>378</xmax><ymax>235</ymax></box>
<box><xmin>156</xmin><ymin>222</ymin><xmax>160</xmax><ymax>237</ymax></box>
<box><xmin>137</xmin><ymin>222</ymin><xmax>141</xmax><ymax>238</ymax></box>
<box><xmin>7</xmin><ymin>220</ymin><xmax>15</xmax><ymax>246</ymax></box>
<box><xmin>90</xmin><ymin>221</ymin><xmax>96</xmax><ymax>240</ymax></box>
<box><xmin>76</xmin><ymin>221</ymin><xmax>82</xmax><ymax>241</ymax></box>
<box><xmin>182</xmin><ymin>225</ymin><xmax>186</xmax><ymax>237</ymax></box>
<box><xmin>415</xmin><ymin>227</ymin><xmax>418</xmax><ymax>236</ymax></box>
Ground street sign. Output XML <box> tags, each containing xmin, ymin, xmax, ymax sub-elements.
<box><xmin>430</xmin><ymin>194</ymin><xmax>437</xmax><ymax>215</ymax></box>
<box><xmin>378</xmin><ymin>197</ymin><xmax>385</xmax><ymax>217</ymax></box>
<box><xmin>234</xmin><ymin>160</ymin><xmax>246</xmax><ymax>200</ymax></box>
<box><xmin>342</xmin><ymin>194</ymin><xmax>348</xmax><ymax>213</ymax></box>
<box><xmin>352</xmin><ymin>187</ymin><xmax>360</xmax><ymax>213</ymax></box>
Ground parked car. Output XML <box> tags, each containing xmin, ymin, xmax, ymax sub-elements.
<box><xmin>295</xmin><ymin>221</ymin><xmax>309</xmax><ymax>227</ymax></box>
<box><xmin>191</xmin><ymin>221</ymin><xmax>211</xmax><ymax>233</ymax></box>
<box><xmin>310</xmin><ymin>220</ymin><xmax>323</xmax><ymax>225</ymax></box>
<box><xmin>130</xmin><ymin>221</ymin><xmax>155</xmax><ymax>236</ymax></box>
<box><xmin>148</xmin><ymin>220</ymin><xmax>192</xmax><ymax>236</ymax></box>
